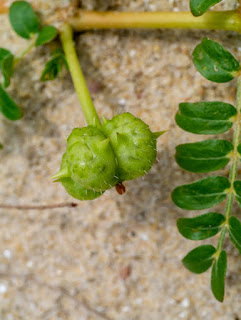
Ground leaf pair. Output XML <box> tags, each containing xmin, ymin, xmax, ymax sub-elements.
<box><xmin>9</xmin><ymin>1</ymin><xmax>58</xmax><ymax>46</ymax></box>
<box><xmin>183</xmin><ymin>245</ymin><xmax>227</xmax><ymax>301</ymax></box>
<box><xmin>179</xmin><ymin>213</ymin><xmax>241</xmax><ymax>302</ymax></box>
<box><xmin>177</xmin><ymin>210</ymin><xmax>241</xmax><ymax>252</ymax></box>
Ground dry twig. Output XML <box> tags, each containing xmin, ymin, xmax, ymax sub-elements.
<box><xmin>0</xmin><ymin>202</ymin><xmax>77</xmax><ymax>210</ymax></box>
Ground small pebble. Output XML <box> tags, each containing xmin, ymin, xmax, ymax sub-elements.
<box><xmin>0</xmin><ymin>284</ymin><xmax>7</xmax><ymax>294</ymax></box>
<box><xmin>3</xmin><ymin>249</ymin><xmax>12</xmax><ymax>259</ymax></box>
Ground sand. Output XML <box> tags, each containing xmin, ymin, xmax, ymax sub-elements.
<box><xmin>0</xmin><ymin>0</ymin><xmax>241</xmax><ymax>319</ymax></box>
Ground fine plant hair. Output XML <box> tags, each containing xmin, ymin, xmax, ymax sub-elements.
<box><xmin>1</xmin><ymin>0</ymin><xmax>241</xmax><ymax>303</ymax></box>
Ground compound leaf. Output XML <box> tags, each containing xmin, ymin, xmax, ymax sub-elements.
<box><xmin>176</xmin><ymin>139</ymin><xmax>233</xmax><ymax>173</ymax></box>
<box><xmin>177</xmin><ymin>212</ymin><xmax>225</xmax><ymax>240</ymax></box>
<box><xmin>193</xmin><ymin>38</ymin><xmax>240</xmax><ymax>83</ymax></box>
<box><xmin>41</xmin><ymin>49</ymin><xmax>68</xmax><ymax>81</ymax></box>
<box><xmin>0</xmin><ymin>84</ymin><xmax>22</xmax><ymax>120</ymax></box>
<box><xmin>211</xmin><ymin>250</ymin><xmax>227</xmax><ymax>302</ymax></box>
<box><xmin>183</xmin><ymin>245</ymin><xmax>216</xmax><ymax>274</ymax></box>
<box><xmin>190</xmin><ymin>0</ymin><xmax>222</xmax><ymax>16</ymax></box>
<box><xmin>176</xmin><ymin>101</ymin><xmax>236</xmax><ymax>135</ymax></box>
<box><xmin>229</xmin><ymin>216</ymin><xmax>241</xmax><ymax>254</ymax></box>
<box><xmin>35</xmin><ymin>25</ymin><xmax>58</xmax><ymax>47</ymax></box>
<box><xmin>9</xmin><ymin>1</ymin><xmax>40</xmax><ymax>39</ymax></box>
<box><xmin>172</xmin><ymin>176</ymin><xmax>230</xmax><ymax>210</ymax></box>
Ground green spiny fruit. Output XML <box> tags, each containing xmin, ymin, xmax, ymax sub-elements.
<box><xmin>52</xmin><ymin>126</ymin><xmax>118</xmax><ymax>193</ymax></box>
<box><xmin>57</xmin><ymin>153</ymin><xmax>103</xmax><ymax>200</ymax></box>
<box><xmin>52</xmin><ymin>114</ymin><xmax>165</xmax><ymax>200</ymax></box>
<box><xmin>102</xmin><ymin>112</ymin><xmax>164</xmax><ymax>181</ymax></box>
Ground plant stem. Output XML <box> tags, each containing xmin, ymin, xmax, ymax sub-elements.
<box><xmin>60</xmin><ymin>23</ymin><xmax>101</xmax><ymax>128</ymax></box>
<box><xmin>14</xmin><ymin>37</ymin><xmax>36</xmax><ymax>67</ymax></box>
<box><xmin>226</xmin><ymin>77</ymin><xmax>241</xmax><ymax>218</ymax></box>
<box><xmin>217</xmin><ymin>77</ymin><xmax>241</xmax><ymax>253</ymax></box>
<box><xmin>216</xmin><ymin>228</ymin><xmax>227</xmax><ymax>253</ymax></box>
<box><xmin>70</xmin><ymin>10</ymin><xmax>241</xmax><ymax>33</ymax></box>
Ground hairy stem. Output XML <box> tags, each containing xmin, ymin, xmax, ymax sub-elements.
<box><xmin>217</xmin><ymin>77</ymin><xmax>241</xmax><ymax>253</ymax></box>
<box><xmin>60</xmin><ymin>23</ymin><xmax>101</xmax><ymax>128</ymax></box>
<box><xmin>70</xmin><ymin>10</ymin><xmax>241</xmax><ymax>33</ymax></box>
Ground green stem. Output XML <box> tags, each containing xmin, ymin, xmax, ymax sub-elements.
<box><xmin>216</xmin><ymin>228</ymin><xmax>227</xmax><ymax>253</ymax></box>
<box><xmin>217</xmin><ymin>77</ymin><xmax>241</xmax><ymax>253</ymax></box>
<box><xmin>70</xmin><ymin>10</ymin><xmax>241</xmax><ymax>33</ymax></box>
<box><xmin>226</xmin><ymin>77</ymin><xmax>241</xmax><ymax>219</ymax></box>
<box><xmin>14</xmin><ymin>37</ymin><xmax>36</xmax><ymax>67</ymax></box>
<box><xmin>60</xmin><ymin>23</ymin><xmax>101</xmax><ymax>128</ymax></box>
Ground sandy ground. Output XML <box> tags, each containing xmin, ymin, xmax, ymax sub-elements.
<box><xmin>0</xmin><ymin>0</ymin><xmax>241</xmax><ymax>319</ymax></box>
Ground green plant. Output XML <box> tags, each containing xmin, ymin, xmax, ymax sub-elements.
<box><xmin>52</xmin><ymin>24</ymin><xmax>164</xmax><ymax>199</ymax></box>
<box><xmin>0</xmin><ymin>1</ymin><xmax>59</xmax><ymax>146</ymax></box>
<box><xmin>1</xmin><ymin>1</ymin><xmax>165</xmax><ymax>198</ymax></box>
<box><xmin>1</xmin><ymin>0</ymin><xmax>241</xmax><ymax>305</ymax></box>
<box><xmin>172</xmin><ymin>2</ymin><xmax>241</xmax><ymax>302</ymax></box>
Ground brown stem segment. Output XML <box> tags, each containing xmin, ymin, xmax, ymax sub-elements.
<box><xmin>0</xmin><ymin>202</ymin><xmax>77</xmax><ymax>210</ymax></box>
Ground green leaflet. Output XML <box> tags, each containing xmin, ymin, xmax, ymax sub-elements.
<box><xmin>41</xmin><ymin>49</ymin><xmax>68</xmax><ymax>81</ymax></box>
<box><xmin>176</xmin><ymin>102</ymin><xmax>236</xmax><ymax>135</ymax></box>
<box><xmin>237</xmin><ymin>143</ymin><xmax>241</xmax><ymax>157</ymax></box>
<box><xmin>183</xmin><ymin>245</ymin><xmax>216</xmax><ymax>274</ymax></box>
<box><xmin>9</xmin><ymin>1</ymin><xmax>40</xmax><ymax>39</ymax></box>
<box><xmin>233</xmin><ymin>180</ymin><xmax>241</xmax><ymax>207</ymax></box>
<box><xmin>0</xmin><ymin>48</ymin><xmax>14</xmax><ymax>88</ymax></box>
<box><xmin>190</xmin><ymin>0</ymin><xmax>222</xmax><ymax>16</ymax></box>
<box><xmin>175</xmin><ymin>139</ymin><xmax>233</xmax><ymax>173</ymax></box>
<box><xmin>172</xmin><ymin>176</ymin><xmax>230</xmax><ymax>210</ymax></box>
<box><xmin>211</xmin><ymin>250</ymin><xmax>227</xmax><ymax>302</ymax></box>
<box><xmin>193</xmin><ymin>38</ymin><xmax>240</xmax><ymax>83</ymax></box>
<box><xmin>36</xmin><ymin>26</ymin><xmax>58</xmax><ymax>47</ymax></box>
<box><xmin>177</xmin><ymin>212</ymin><xmax>225</xmax><ymax>240</ymax></box>
<box><xmin>228</xmin><ymin>216</ymin><xmax>241</xmax><ymax>254</ymax></box>
<box><xmin>0</xmin><ymin>48</ymin><xmax>10</xmax><ymax>61</ymax></box>
<box><xmin>0</xmin><ymin>143</ymin><xmax>3</xmax><ymax>149</ymax></box>
<box><xmin>0</xmin><ymin>84</ymin><xmax>22</xmax><ymax>120</ymax></box>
